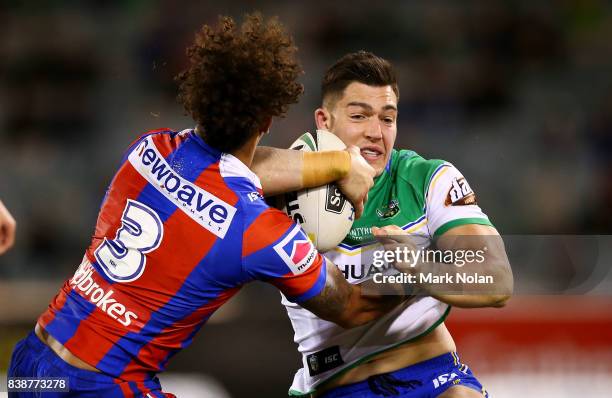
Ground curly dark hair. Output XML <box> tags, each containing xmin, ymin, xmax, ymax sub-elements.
<box><xmin>176</xmin><ymin>13</ymin><xmax>304</xmax><ymax>153</ymax></box>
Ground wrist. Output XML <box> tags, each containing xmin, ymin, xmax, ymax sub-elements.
<box><xmin>302</xmin><ymin>150</ymin><xmax>351</xmax><ymax>188</ymax></box>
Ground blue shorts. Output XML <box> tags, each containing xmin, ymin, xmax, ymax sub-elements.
<box><xmin>7</xmin><ymin>331</ymin><xmax>174</xmax><ymax>398</ymax></box>
<box><xmin>319</xmin><ymin>352</ymin><xmax>488</xmax><ymax>398</ymax></box>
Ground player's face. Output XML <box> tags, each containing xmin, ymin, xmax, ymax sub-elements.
<box><xmin>316</xmin><ymin>82</ymin><xmax>398</xmax><ymax>176</ymax></box>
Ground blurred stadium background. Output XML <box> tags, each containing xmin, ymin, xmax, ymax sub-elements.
<box><xmin>1</xmin><ymin>1</ymin><xmax>611</xmax><ymax>397</ymax></box>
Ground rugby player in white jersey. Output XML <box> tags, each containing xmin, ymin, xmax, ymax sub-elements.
<box><xmin>252</xmin><ymin>51</ymin><xmax>513</xmax><ymax>397</ymax></box>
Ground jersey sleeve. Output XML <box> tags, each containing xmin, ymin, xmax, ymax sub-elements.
<box><xmin>425</xmin><ymin>163</ymin><xmax>494</xmax><ymax>237</ymax></box>
<box><xmin>242</xmin><ymin>207</ymin><xmax>327</xmax><ymax>303</ymax></box>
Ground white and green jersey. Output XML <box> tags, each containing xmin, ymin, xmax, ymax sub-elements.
<box><xmin>283</xmin><ymin>149</ymin><xmax>493</xmax><ymax>396</ymax></box>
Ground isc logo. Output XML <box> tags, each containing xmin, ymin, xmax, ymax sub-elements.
<box><xmin>432</xmin><ymin>372</ymin><xmax>458</xmax><ymax>389</ymax></box>
<box><xmin>324</xmin><ymin>353</ymin><xmax>339</xmax><ymax>364</ymax></box>
<box><xmin>306</xmin><ymin>345</ymin><xmax>344</xmax><ymax>376</ymax></box>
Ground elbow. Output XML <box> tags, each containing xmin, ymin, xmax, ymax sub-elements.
<box><xmin>490</xmin><ymin>263</ymin><xmax>513</xmax><ymax>307</ymax></box>
<box><xmin>488</xmin><ymin>280</ymin><xmax>513</xmax><ymax>307</ymax></box>
<box><xmin>489</xmin><ymin>293</ymin><xmax>511</xmax><ymax>307</ymax></box>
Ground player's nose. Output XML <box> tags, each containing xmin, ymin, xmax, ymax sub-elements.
<box><xmin>364</xmin><ymin>120</ymin><xmax>383</xmax><ymax>140</ymax></box>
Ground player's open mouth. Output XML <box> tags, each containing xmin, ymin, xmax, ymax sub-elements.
<box><xmin>361</xmin><ymin>147</ymin><xmax>383</xmax><ymax>162</ymax></box>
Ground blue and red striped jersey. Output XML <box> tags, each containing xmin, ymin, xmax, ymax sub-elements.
<box><xmin>38</xmin><ymin>128</ymin><xmax>326</xmax><ymax>381</ymax></box>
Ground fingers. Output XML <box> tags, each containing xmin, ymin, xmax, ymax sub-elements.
<box><xmin>372</xmin><ymin>225</ymin><xmax>404</xmax><ymax>235</ymax></box>
<box><xmin>372</xmin><ymin>226</ymin><xmax>390</xmax><ymax>238</ymax></box>
<box><xmin>384</xmin><ymin>225</ymin><xmax>404</xmax><ymax>233</ymax></box>
<box><xmin>372</xmin><ymin>225</ymin><xmax>416</xmax><ymax>248</ymax></box>
<box><xmin>377</xmin><ymin>239</ymin><xmax>404</xmax><ymax>255</ymax></box>
<box><xmin>354</xmin><ymin>192</ymin><xmax>369</xmax><ymax>220</ymax></box>
<box><xmin>0</xmin><ymin>201</ymin><xmax>16</xmax><ymax>255</ymax></box>
<box><xmin>0</xmin><ymin>226</ymin><xmax>16</xmax><ymax>255</ymax></box>
<box><xmin>346</xmin><ymin>145</ymin><xmax>361</xmax><ymax>158</ymax></box>
<box><xmin>347</xmin><ymin>145</ymin><xmax>375</xmax><ymax>178</ymax></box>
<box><xmin>354</xmin><ymin>201</ymin><xmax>364</xmax><ymax>220</ymax></box>
<box><xmin>338</xmin><ymin>146</ymin><xmax>375</xmax><ymax>221</ymax></box>
<box><xmin>371</xmin><ymin>227</ymin><xmax>398</xmax><ymax>246</ymax></box>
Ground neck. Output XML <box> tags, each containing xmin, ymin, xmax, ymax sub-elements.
<box><xmin>196</xmin><ymin>125</ymin><xmax>261</xmax><ymax>168</ymax></box>
<box><xmin>231</xmin><ymin>134</ymin><xmax>259</xmax><ymax>168</ymax></box>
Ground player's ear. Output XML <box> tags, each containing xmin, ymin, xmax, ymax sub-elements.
<box><xmin>259</xmin><ymin>117</ymin><xmax>272</xmax><ymax>135</ymax></box>
<box><xmin>315</xmin><ymin>108</ymin><xmax>331</xmax><ymax>131</ymax></box>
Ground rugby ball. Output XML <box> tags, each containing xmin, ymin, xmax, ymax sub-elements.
<box><xmin>276</xmin><ymin>130</ymin><xmax>355</xmax><ymax>252</ymax></box>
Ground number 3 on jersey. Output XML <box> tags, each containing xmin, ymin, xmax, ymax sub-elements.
<box><xmin>95</xmin><ymin>199</ymin><xmax>164</xmax><ymax>282</ymax></box>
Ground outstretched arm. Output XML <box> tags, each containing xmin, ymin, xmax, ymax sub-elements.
<box><xmin>431</xmin><ymin>224</ymin><xmax>512</xmax><ymax>307</ymax></box>
<box><xmin>301</xmin><ymin>257</ymin><xmax>403</xmax><ymax>329</ymax></box>
<box><xmin>252</xmin><ymin>146</ymin><xmax>375</xmax><ymax>218</ymax></box>
<box><xmin>373</xmin><ymin>224</ymin><xmax>513</xmax><ymax>308</ymax></box>
<box><xmin>252</xmin><ymin>146</ymin><xmax>307</xmax><ymax>195</ymax></box>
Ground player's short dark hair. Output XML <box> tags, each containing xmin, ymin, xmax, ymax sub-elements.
<box><xmin>321</xmin><ymin>51</ymin><xmax>399</xmax><ymax>107</ymax></box>
<box><xmin>176</xmin><ymin>13</ymin><xmax>303</xmax><ymax>153</ymax></box>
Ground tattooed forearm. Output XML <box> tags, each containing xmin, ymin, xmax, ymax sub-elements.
<box><xmin>301</xmin><ymin>260</ymin><xmax>404</xmax><ymax>328</ymax></box>
<box><xmin>301</xmin><ymin>263</ymin><xmax>352</xmax><ymax>324</ymax></box>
